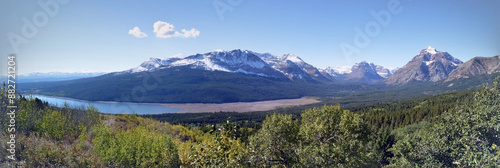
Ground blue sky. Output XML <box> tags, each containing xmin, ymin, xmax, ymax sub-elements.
<box><xmin>1</xmin><ymin>0</ymin><xmax>499</xmax><ymax>74</ymax></box>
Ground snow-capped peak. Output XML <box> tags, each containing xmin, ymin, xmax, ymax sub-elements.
<box><xmin>319</xmin><ymin>66</ymin><xmax>352</xmax><ymax>75</ymax></box>
<box><xmin>423</xmin><ymin>46</ymin><xmax>437</xmax><ymax>55</ymax></box>
<box><xmin>417</xmin><ymin>46</ymin><xmax>462</xmax><ymax>68</ymax></box>
<box><xmin>375</xmin><ymin>65</ymin><xmax>396</xmax><ymax>78</ymax></box>
<box><xmin>283</xmin><ymin>54</ymin><xmax>304</xmax><ymax>64</ymax></box>
<box><xmin>128</xmin><ymin>57</ymin><xmax>180</xmax><ymax>73</ymax></box>
<box><xmin>353</xmin><ymin>61</ymin><xmax>376</xmax><ymax>70</ymax></box>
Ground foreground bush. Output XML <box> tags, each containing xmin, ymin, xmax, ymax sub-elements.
<box><xmin>179</xmin><ymin>121</ymin><xmax>248</xmax><ymax>167</ymax></box>
<box><xmin>92</xmin><ymin>121</ymin><xmax>180</xmax><ymax>167</ymax></box>
<box><xmin>248</xmin><ymin>113</ymin><xmax>300</xmax><ymax>167</ymax></box>
<box><xmin>249</xmin><ymin>106</ymin><xmax>375</xmax><ymax>167</ymax></box>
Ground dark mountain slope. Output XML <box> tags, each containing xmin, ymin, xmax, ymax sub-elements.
<box><xmin>19</xmin><ymin>67</ymin><xmax>367</xmax><ymax>103</ymax></box>
<box><xmin>445</xmin><ymin>55</ymin><xmax>500</xmax><ymax>82</ymax></box>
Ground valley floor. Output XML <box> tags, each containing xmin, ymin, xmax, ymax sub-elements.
<box><xmin>163</xmin><ymin>97</ymin><xmax>320</xmax><ymax>113</ymax></box>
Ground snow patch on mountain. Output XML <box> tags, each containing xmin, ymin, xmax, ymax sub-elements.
<box><xmin>335</xmin><ymin>66</ymin><xmax>353</xmax><ymax>74</ymax></box>
<box><xmin>131</xmin><ymin>66</ymin><xmax>148</xmax><ymax>73</ymax></box>
<box><xmin>319</xmin><ymin>66</ymin><xmax>351</xmax><ymax>76</ymax></box>
<box><xmin>129</xmin><ymin>57</ymin><xmax>181</xmax><ymax>73</ymax></box>
<box><xmin>170</xmin><ymin>54</ymin><xmax>230</xmax><ymax>72</ymax></box>
<box><xmin>376</xmin><ymin>65</ymin><xmax>396</xmax><ymax>78</ymax></box>
<box><xmin>424</xmin><ymin>46</ymin><xmax>437</xmax><ymax>54</ymax></box>
<box><xmin>284</xmin><ymin>54</ymin><xmax>303</xmax><ymax>64</ymax></box>
<box><xmin>424</xmin><ymin>60</ymin><xmax>434</xmax><ymax>66</ymax></box>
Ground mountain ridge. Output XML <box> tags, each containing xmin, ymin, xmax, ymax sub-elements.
<box><xmin>445</xmin><ymin>55</ymin><xmax>500</xmax><ymax>82</ymax></box>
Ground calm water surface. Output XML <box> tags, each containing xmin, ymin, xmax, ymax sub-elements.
<box><xmin>31</xmin><ymin>95</ymin><xmax>182</xmax><ymax>114</ymax></box>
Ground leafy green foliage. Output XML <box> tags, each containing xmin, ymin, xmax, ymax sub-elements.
<box><xmin>179</xmin><ymin>121</ymin><xmax>247</xmax><ymax>167</ymax></box>
<box><xmin>35</xmin><ymin>109</ymin><xmax>73</xmax><ymax>140</ymax></box>
<box><xmin>248</xmin><ymin>105</ymin><xmax>375</xmax><ymax>167</ymax></box>
<box><xmin>389</xmin><ymin>78</ymin><xmax>500</xmax><ymax>167</ymax></box>
<box><xmin>299</xmin><ymin>105</ymin><xmax>375</xmax><ymax>167</ymax></box>
<box><xmin>248</xmin><ymin>113</ymin><xmax>300</xmax><ymax>167</ymax></box>
<box><xmin>92</xmin><ymin>118</ymin><xmax>180</xmax><ymax>167</ymax></box>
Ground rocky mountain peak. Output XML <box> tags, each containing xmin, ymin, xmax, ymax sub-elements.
<box><xmin>385</xmin><ymin>46</ymin><xmax>463</xmax><ymax>85</ymax></box>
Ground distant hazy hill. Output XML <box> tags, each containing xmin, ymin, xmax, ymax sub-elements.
<box><xmin>2</xmin><ymin>72</ymin><xmax>106</xmax><ymax>83</ymax></box>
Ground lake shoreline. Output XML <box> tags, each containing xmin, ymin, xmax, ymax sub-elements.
<box><xmin>29</xmin><ymin>94</ymin><xmax>320</xmax><ymax>114</ymax></box>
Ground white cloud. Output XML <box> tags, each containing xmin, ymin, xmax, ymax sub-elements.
<box><xmin>179</xmin><ymin>28</ymin><xmax>200</xmax><ymax>38</ymax></box>
<box><xmin>153</xmin><ymin>21</ymin><xmax>200</xmax><ymax>38</ymax></box>
<box><xmin>128</xmin><ymin>27</ymin><xmax>148</xmax><ymax>38</ymax></box>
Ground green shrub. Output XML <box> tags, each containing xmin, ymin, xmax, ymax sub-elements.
<box><xmin>299</xmin><ymin>105</ymin><xmax>375</xmax><ymax>167</ymax></box>
<box><xmin>248</xmin><ymin>113</ymin><xmax>300</xmax><ymax>167</ymax></box>
<box><xmin>35</xmin><ymin>109</ymin><xmax>73</xmax><ymax>140</ymax></box>
<box><xmin>179</xmin><ymin>121</ymin><xmax>247</xmax><ymax>167</ymax></box>
<box><xmin>93</xmin><ymin>123</ymin><xmax>180</xmax><ymax>167</ymax></box>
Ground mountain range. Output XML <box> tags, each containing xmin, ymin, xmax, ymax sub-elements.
<box><xmin>18</xmin><ymin>46</ymin><xmax>500</xmax><ymax>103</ymax></box>
<box><xmin>120</xmin><ymin>50</ymin><xmax>332</xmax><ymax>82</ymax></box>
<box><xmin>120</xmin><ymin>49</ymin><xmax>396</xmax><ymax>84</ymax></box>
<box><xmin>319</xmin><ymin>61</ymin><xmax>397</xmax><ymax>84</ymax></box>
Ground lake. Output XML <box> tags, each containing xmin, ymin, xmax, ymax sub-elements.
<box><xmin>31</xmin><ymin>95</ymin><xmax>182</xmax><ymax>114</ymax></box>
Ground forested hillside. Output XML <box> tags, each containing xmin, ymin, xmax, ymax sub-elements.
<box><xmin>1</xmin><ymin>79</ymin><xmax>499</xmax><ymax>167</ymax></box>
